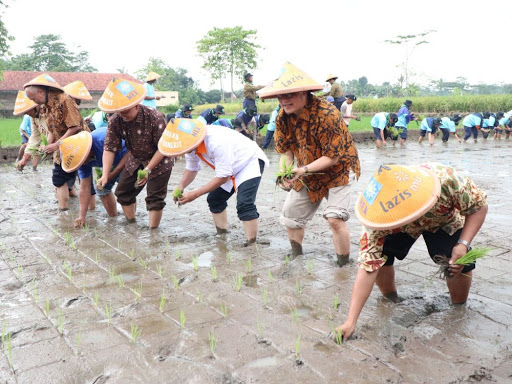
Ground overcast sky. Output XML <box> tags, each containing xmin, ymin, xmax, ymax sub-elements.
<box><xmin>3</xmin><ymin>0</ymin><xmax>511</xmax><ymax>91</ymax></box>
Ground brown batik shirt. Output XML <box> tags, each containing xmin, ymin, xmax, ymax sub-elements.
<box><xmin>45</xmin><ymin>89</ymin><xmax>88</xmax><ymax>164</ymax></box>
<box><xmin>275</xmin><ymin>95</ymin><xmax>361</xmax><ymax>203</ymax></box>
<box><xmin>104</xmin><ymin>105</ymin><xmax>173</xmax><ymax>178</ymax></box>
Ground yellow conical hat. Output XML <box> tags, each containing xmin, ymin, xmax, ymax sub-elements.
<box><xmin>23</xmin><ymin>73</ymin><xmax>64</xmax><ymax>91</ymax></box>
<box><xmin>325</xmin><ymin>74</ymin><xmax>338</xmax><ymax>82</ymax></box>
<box><xmin>64</xmin><ymin>81</ymin><xmax>92</xmax><ymax>101</ymax></box>
<box><xmin>355</xmin><ymin>164</ymin><xmax>441</xmax><ymax>230</ymax></box>
<box><xmin>98</xmin><ymin>78</ymin><xmax>146</xmax><ymax>113</ymax></box>
<box><xmin>257</xmin><ymin>62</ymin><xmax>324</xmax><ymax>100</ymax></box>
<box><xmin>146</xmin><ymin>71</ymin><xmax>161</xmax><ymax>82</ymax></box>
<box><xmin>59</xmin><ymin>131</ymin><xmax>93</xmax><ymax>173</ymax></box>
<box><xmin>13</xmin><ymin>90</ymin><xmax>37</xmax><ymax>116</ymax></box>
<box><xmin>158</xmin><ymin>118</ymin><xmax>206</xmax><ymax>157</ymax></box>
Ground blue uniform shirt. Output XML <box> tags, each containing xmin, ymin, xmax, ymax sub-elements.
<box><xmin>91</xmin><ymin>111</ymin><xmax>108</xmax><ymax>130</ymax></box>
<box><xmin>213</xmin><ymin>118</ymin><xmax>233</xmax><ymax>128</ymax></box>
<box><xmin>175</xmin><ymin>109</ymin><xmax>193</xmax><ymax>119</ymax></box>
<box><xmin>267</xmin><ymin>107</ymin><xmax>279</xmax><ymax>132</ymax></box>
<box><xmin>420</xmin><ymin>117</ymin><xmax>436</xmax><ymax>132</ymax></box>
<box><xmin>141</xmin><ymin>82</ymin><xmax>156</xmax><ymax>108</ymax></box>
<box><xmin>198</xmin><ymin>109</ymin><xmax>217</xmax><ymax>125</ymax></box>
<box><xmin>77</xmin><ymin>127</ymin><xmax>127</xmax><ymax>180</ymax></box>
<box><xmin>236</xmin><ymin>110</ymin><xmax>253</xmax><ymax>126</ymax></box>
<box><xmin>19</xmin><ymin>115</ymin><xmax>32</xmax><ymax>137</ymax></box>
<box><xmin>440</xmin><ymin>117</ymin><xmax>456</xmax><ymax>132</ymax></box>
<box><xmin>371</xmin><ymin>112</ymin><xmax>389</xmax><ymax>130</ymax></box>
<box><xmin>462</xmin><ymin>113</ymin><xmax>483</xmax><ymax>128</ymax></box>
<box><xmin>396</xmin><ymin>105</ymin><xmax>414</xmax><ymax>128</ymax></box>
<box><xmin>499</xmin><ymin>114</ymin><xmax>512</xmax><ymax>126</ymax></box>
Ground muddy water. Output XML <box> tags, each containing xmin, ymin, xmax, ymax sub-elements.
<box><xmin>1</xmin><ymin>139</ymin><xmax>511</xmax><ymax>383</ymax></box>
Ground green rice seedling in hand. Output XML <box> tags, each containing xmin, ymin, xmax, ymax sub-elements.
<box><xmin>275</xmin><ymin>157</ymin><xmax>294</xmax><ymax>189</ymax></box>
<box><xmin>135</xmin><ymin>169</ymin><xmax>148</xmax><ymax>187</ymax></box>
<box><xmin>455</xmin><ymin>247</ymin><xmax>491</xmax><ymax>265</ymax></box>
<box><xmin>94</xmin><ymin>167</ymin><xmax>103</xmax><ymax>180</ymax></box>
<box><xmin>172</xmin><ymin>187</ymin><xmax>183</xmax><ymax>205</ymax></box>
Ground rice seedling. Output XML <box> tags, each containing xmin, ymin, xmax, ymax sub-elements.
<box><xmin>220</xmin><ymin>304</ymin><xmax>228</xmax><ymax>317</ymax></box>
<box><xmin>131</xmin><ymin>282</ymin><xmax>143</xmax><ymax>300</ymax></box>
<box><xmin>261</xmin><ymin>286</ymin><xmax>268</xmax><ymax>306</ymax></box>
<box><xmin>41</xmin><ymin>253</ymin><xmax>50</xmax><ymax>265</ymax></box>
<box><xmin>334</xmin><ymin>328</ymin><xmax>343</xmax><ymax>345</ymax></box>
<box><xmin>130</xmin><ymin>249</ymin><xmax>135</xmax><ymax>259</ymax></box>
<box><xmin>117</xmin><ymin>239</ymin><xmax>122</xmax><ymax>249</ymax></box>
<box><xmin>243</xmin><ymin>258</ymin><xmax>252</xmax><ymax>273</ymax></box>
<box><xmin>196</xmin><ymin>288</ymin><xmax>202</xmax><ymax>303</ymax></box>
<box><xmin>208</xmin><ymin>330</ymin><xmax>218</xmax><ymax>355</ymax></box>
<box><xmin>138</xmin><ymin>258</ymin><xmax>148</xmax><ymax>269</ymax></box>
<box><xmin>211</xmin><ymin>266</ymin><xmax>218</xmax><ymax>281</ymax></box>
<box><xmin>62</xmin><ymin>260</ymin><xmax>72</xmax><ymax>281</ymax></box>
<box><xmin>165</xmin><ymin>241</ymin><xmax>170</xmax><ymax>253</ymax></box>
<box><xmin>156</xmin><ymin>264</ymin><xmax>163</xmax><ymax>278</ymax></box>
<box><xmin>108</xmin><ymin>266</ymin><xmax>116</xmax><ymax>278</ymax></box>
<box><xmin>94</xmin><ymin>251</ymin><xmax>99</xmax><ymax>263</ymax></box>
<box><xmin>291</xmin><ymin>308</ymin><xmax>299</xmax><ymax>323</ymax></box>
<box><xmin>114</xmin><ymin>274</ymin><xmax>125</xmax><ymax>288</ymax></box>
<box><xmin>231</xmin><ymin>273</ymin><xmax>243</xmax><ymax>292</ymax></box>
<box><xmin>6</xmin><ymin>332</ymin><xmax>12</xmax><ymax>369</ymax></box>
<box><xmin>275</xmin><ymin>157</ymin><xmax>295</xmax><ymax>187</ymax></box>
<box><xmin>172</xmin><ymin>187</ymin><xmax>183</xmax><ymax>203</ymax></box>
<box><xmin>57</xmin><ymin>308</ymin><xmax>65</xmax><ymax>334</ymax></box>
<box><xmin>170</xmin><ymin>275</ymin><xmax>180</xmax><ymax>290</ymax></box>
<box><xmin>175</xmin><ymin>249</ymin><xmax>181</xmax><ymax>261</ymax></box>
<box><xmin>136</xmin><ymin>169</ymin><xmax>148</xmax><ymax>186</ymax></box>
<box><xmin>296</xmin><ymin>279</ymin><xmax>303</xmax><ymax>295</ymax></box>
<box><xmin>285</xmin><ymin>255</ymin><xmax>290</xmax><ymax>267</ymax></box>
<box><xmin>70</xmin><ymin>240</ymin><xmax>77</xmax><ymax>251</ymax></box>
<box><xmin>267</xmin><ymin>270</ymin><xmax>274</xmax><ymax>283</ymax></box>
<box><xmin>33</xmin><ymin>287</ymin><xmax>39</xmax><ymax>304</ymax></box>
<box><xmin>226</xmin><ymin>251</ymin><xmax>232</xmax><ymax>265</ymax></box>
<box><xmin>64</xmin><ymin>232</ymin><xmax>72</xmax><ymax>246</ymax></box>
<box><xmin>83</xmin><ymin>223</ymin><xmax>89</xmax><ymax>233</ymax></box>
<box><xmin>76</xmin><ymin>321</ymin><xmax>86</xmax><ymax>354</ymax></box>
<box><xmin>159</xmin><ymin>290</ymin><xmax>166</xmax><ymax>313</ymax></box>
<box><xmin>44</xmin><ymin>298</ymin><xmax>50</xmax><ymax>317</ymax></box>
<box><xmin>333</xmin><ymin>294</ymin><xmax>340</xmax><ymax>310</ymax></box>
<box><xmin>295</xmin><ymin>333</ymin><xmax>301</xmax><ymax>359</ymax></box>
<box><xmin>1</xmin><ymin>320</ymin><xmax>6</xmax><ymax>349</ymax></box>
<box><xmin>179</xmin><ymin>310</ymin><xmax>186</xmax><ymax>328</ymax></box>
<box><xmin>16</xmin><ymin>265</ymin><xmax>22</xmax><ymax>279</ymax></box>
<box><xmin>93</xmin><ymin>293</ymin><xmax>99</xmax><ymax>307</ymax></box>
<box><xmin>192</xmin><ymin>256</ymin><xmax>198</xmax><ymax>271</ymax></box>
<box><xmin>455</xmin><ymin>247</ymin><xmax>491</xmax><ymax>265</ymax></box>
<box><xmin>306</xmin><ymin>258</ymin><xmax>315</xmax><ymax>275</ymax></box>
<box><xmin>257</xmin><ymin>318</ymin><xmax>265</xmax><ymax>338</ymax></box>
<box><xmin>130</xmin><ymin>323</ymin><xmax>142</xmax><ymax>343</ymax></box>
<box><xmin>105</xmin><ymin>303</ymin><xmax>112</xmax><ymax>325</ymax></box>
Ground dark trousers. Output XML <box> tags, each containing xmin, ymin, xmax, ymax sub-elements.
<box><xmin>440</xmin><ymin>128</ymin><xmax>451</xmax><ymax>142</ymax></box>
<box><xmin>261</xmin><ymin>130</ymin><xmax>275</xmax><ymax>149</ymax></box>
<box><xmin>242</xmin><ymin>98</ymin><xmax>256</xmax><ymax>110</ymax></box>
<box><xmin>207</xmin><ymin>159</ymin><xmax>264</xmax><ymax>221</ymax></box>
<box><xmin>464</xmin><ymin>126</ymin><xmax>478</xmax><ymax>140</ymax></box>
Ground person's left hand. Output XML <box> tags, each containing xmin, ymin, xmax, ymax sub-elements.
<box><xmin>43</xmin><ymin>142</ymin><xmax>59</xmax><ymax>154</ymax></box>
<box><xmin>290</xmin><ymin>166</ymin><xmax>307</xmax><ymax>182</ymax></box>
<box><xmin>135</xmin><ymin>174</ymin><xmax>149</xmax><ymax>188</ymax></box>
<box><xmin>178</xmin><ymin>190</ymin><xmax>199</xmax><ymax>205</ymax></box>
<box><xmin>448</xmin><ymin>243</ymin><xmax>467</xmax><ymax>276</ymax></box>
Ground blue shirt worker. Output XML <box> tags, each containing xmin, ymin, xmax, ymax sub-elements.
<box><xmin>261</xmin><ymin>105</ymin><xmax>280</xmax><ymax>149</ymax></box>
<box><xmin>462</xmin><ymin>112</ymin><xmax>489</xmax><ymax>143</ymax></box>
<box><xmin>59</xmin><ymin>128</ymin><xmax>128</xmax><ymax>228</ymax></box>
<box><xmin>418</xmin><ymin>117</ymin><xmax>442</xmax><ymax>145</ymax></box>
<box><xmin>495</xmin><ymin>113</ymin><xmax>512</xmax><ymax>140</ymax></box>
<box><xmin>141</xmin><ymin>71</ymin><xmax>161</xmax><ymax>109</ymax></box>
<box><xmin>175</xmin><ymin>104</ymin><xmax>194</xmax><ymax>119</ymax></box>
<box><xmin>236</xmin><ymin>105</ymin><xmax>258</xmax><ymax>139</ymax></box>
<box><xmin>198</xmin><ymin>105</ymin><xmax>225</xmax><ymax>125</ymax></box>
<box><xmin>395</xmin><ymin>100</ymin><xmax>418</xmax><ymax>145</ymax></box>
<box><xmin>481</xmin><ymin>112</ymin><xmax>496</xmax><ymax>140</ymax></box>
<box><xmin>439</xmin><ymin>114</ymin><xmax>462</xmax><ymax>143</ymax></box>
<box><xmin>371</xmin><ymin>112</ymin><xmax>398</xmax><ymax>148</ymax></box>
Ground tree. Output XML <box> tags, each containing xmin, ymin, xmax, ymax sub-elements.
<box><xmin>0</xmin><ymin>0</ymin><xmax>13</xmax><ymax>57</ymax></box>
<box><xmin>358</xmin><ymin>76</ymin><xmax>368</xmax><ymax>94</ymax></box>
<box><xmin>197</xmin><ymin>26</ymin><xmax>261</xmax><ymax>100</ymax></box>
<box><xmin>384</xmin><ymin>30</ymin><xmax>436</xmax><ymax>95</ymax></box>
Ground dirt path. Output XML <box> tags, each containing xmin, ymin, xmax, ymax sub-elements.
<box><xmin>1</xmin><ymin>140</ymin><xmax>511</xmax><ymax>383</ymax></box>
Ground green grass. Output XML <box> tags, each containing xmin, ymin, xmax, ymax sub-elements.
<box><xmin>0</xmin><ymin>118</ymin><xmax>22</xmax><ymax>147</ymax></box>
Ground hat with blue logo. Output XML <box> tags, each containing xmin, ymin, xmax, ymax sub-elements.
<box><xmin>98</xmin><ymin>78</ymin><xmax>146</xmax><ymax>113</ymax></box>
<box><xmin>158</xmin><ymin>118</ymin><xmax>207</xmax><ymax>157</ymax></box>
<box><xmin>24</xmin><ymin>73</ymin><xmax>64</xmax><ymax>91</ymax></box>
<box><xmin>355</xmin><ymin>164</ymin><xmax>441</xmax><ymax>230</ymax></box>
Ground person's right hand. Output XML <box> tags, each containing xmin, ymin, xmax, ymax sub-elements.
<box><xmin>74</xmin><ymin>216</ymin><xmax>86</xmax><ymax>229</ymax></box>
<box><xmin>334</xmin><ymin>321</ymin><xmax>355</xmax><ymax>342</ymax></box>
<box><xmin>382</xmin><ymin>141</ymin><xmax>387</xmax><ymax>146</ymax></box>
<box><xmin>16</xmin><ymin>155</ymin><xmax>29</xmax><ymax>171</ymax></box>
<box><xmin>96</xmin><ymin>175</ymin><xmax>108</xmax><ymax>191</ymax></box>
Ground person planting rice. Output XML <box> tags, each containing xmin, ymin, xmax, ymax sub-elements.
<box><xmin>257</xmin><ymin>62</ymin><xmax>360</xmax><ymax>266</ymax></box>
<box><xmin>462</xmin><ymin>112</ymin><xmax>489</xmax><ymax>143</ymax></box>
<box><xmin>370</xmin><ymin>112</ymin><xmax>398</xmax><ymax>148</ymax></box>
<box><xmin>418</xmin><ymin>117</ymin><xmax>442</xmax><ymax>146</ymax></box>
<box><xmin>97</xmin><ymin>78</ymin><xmax>173</xmax><ymax>229</ymax></box>
<box><xmin>58</xmin><ymin>129</ymin><xmax>128</xmax><ymax>228</ymax></box>
<box><xmin>13</xmin><ymin>91</ymin><xmax>42</xmax><ymax>171</ymax></box>
<box><xmin>175</xmin><ymin>104</ymin><xmax>194</xmax><ymax>119</ymax></box>
<box><xmin>395</xmin><ymin>100</ymin><xmax>418</xmax><ymax>146</ymax></box>
<box><xmin>494</xmin><ymin>112</ymin><xmax>511</xmax><ymax>141</ymax></box>
<box><xmin>158</xmin><ymin>118</ymin><xmax>269</xmax><ymax>246</ymax></box>
<box><xmin>336</xmin><ymin>162</ymin><xmax>487</xmax><ymax>340</ymax></box>
<box><xmin>340</xmin><ymin>94</ymin><xmax>360</xmax><ymax>129</ymax></box>
<box><xmin>24</xmin><ymin>74</ymin><xmax>89</xmax><ymax>211</ymax></box>
<box><xmin>198</xmin><ymin>105</ymin><xmax>225</xmax><ymax>125</ymax></box>
<box><xmin>439</xmin><ymin>114</ymin><xmax>463</xmax><ymax>143</ymax></box>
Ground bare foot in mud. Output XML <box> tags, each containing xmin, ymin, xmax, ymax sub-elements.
<box><xmin>289</xmin><ymin>240</ymin><xmax>303</xmax><ymax>258</ymax></box>
<box><xmin>383</xmin><ymin>291</ymin><xmax>401</xmax><ymax>303</ymax></box>
<box><xmin>336</xmin><ymin>254</ymin><xmax>350</xmax><ymax>267</ymax></box>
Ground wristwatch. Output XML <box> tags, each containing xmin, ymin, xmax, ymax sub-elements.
<box><xmin>144</xmin><ymin>167</ymin><xmax>152</xmax><ymax>174</ymax></box>
<box><xmin>303</xmin><ymin>166</ymin><xmax>309</xmax><ymax>174</ymax></box>
<box><xmin>456</xmin><ymin>239</ymin><xmax>471</xmax><ymax>251</ymax></box>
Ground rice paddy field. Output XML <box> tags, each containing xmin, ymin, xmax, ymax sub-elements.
<box><xmin>1</xmin><ymin>138</ymin><xmax>511</xmax><ymax>383</ymax></box>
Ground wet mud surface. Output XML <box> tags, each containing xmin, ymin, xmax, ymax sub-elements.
<box><xmin>1</xmin><ymin>139</ymin><xmax>511</xmax><ymax>383</ymax></box>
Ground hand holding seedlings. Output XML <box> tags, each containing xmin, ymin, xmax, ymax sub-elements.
<box><xmin>178</xmin><ymin>190</ymin><xmax>200</xmax><ymax>206</ymax></box>
<box><xmin>172</xmin><ymin>187</ymin><xmax>183</xmax><ymax>204</ymax></box>
<box><xmin>135</xmin><ymin>169</ymin><xmax>149</xmax><ymax>188</ymax></box>
<box><xmin>74</xmin><ymin>216</ymin><xmax>86</xmax><ymax>229</ymax></box>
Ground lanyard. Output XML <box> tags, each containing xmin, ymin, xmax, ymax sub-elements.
<box><xmin>196</xmin><ymin>141</ymin><xmax>236</xmax><ymax>191</ymax></box>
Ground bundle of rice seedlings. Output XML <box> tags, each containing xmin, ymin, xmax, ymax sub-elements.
<box><xmin>25</xmin><ymin>134</ymin><xmax>48</xmax><ymax>161</ymax></box>
<box><xmin>172</xmin><ymin>187</ymin><xmax>183</xmax><ymax>206</ymax></box>
<box><xmin>275</xmin><ymin>157</ymin><xmax>294</xmax><ymax>186</ymax></box>
<box><xmin>454</xmin><ymin>247</ymin><xmax>491</xmax><ymax>265</ymax></box>
<box><xmin>94</xmin><ymin>167</ymin><xmax>103</xmax><ymax>179</ymax></box>
<box><xmin>134</xmin><ymin>169</ymin><xmax>149</xmax><ymax>187</ymax></box>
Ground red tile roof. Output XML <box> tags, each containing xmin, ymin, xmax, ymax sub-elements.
<box><xmin>0</xmin><ymin>71</ymin><xmax>142</xmax><ymax>91</ymax></box>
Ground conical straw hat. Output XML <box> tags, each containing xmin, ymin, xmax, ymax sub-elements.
<box><xmin>158</xmin><ymin>118</ymin><xmax>206</xmax><ymax>157</ymax></box>
<box><xmin>23</xmin><ymin>73</ymin><xmax>64</xmax><ymax>91</ymax></box>
<box><xmin>98</xmin><ymin>78</ymin><xmax>146</xmax><ymax>113</ymax></box>
<box><xmin>355</xmin><ymin>164</ymin><xmax>441</xmax><ymax>230</ymax></box>
<box><xmin>146</xmin><ymin>71</ymin><xmax>161</xmax><ymax>82</ymax></box>
<box><xmin>64</xmin><ymin>81</ymin><xmax>92</xmax><ymax>101</ymax></box>
<box><xmin>59</xmin><ymin>131</ymin><xmax>93</xmax><ymax>173</ymax></box>
<box><xmin>13</xmin><ymin>90</ymin><xmax>37</xmax><ymax>116</ymax></box>
<box><xmin>325</xmin><ymin>74</ymin><xmax>338</xmax><ymax>82</ymax></box>
<box><xmin>257</xmin><ymin>62</ymin><xmax>323</xmax><ymax>100</ymax></box>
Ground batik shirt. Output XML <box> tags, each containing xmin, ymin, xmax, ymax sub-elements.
<box><xmin>104</xmin><ymin>105</ymin><xmax>173</xmax><ymax>179</ymax></box>
<box><xmin>46</xmin><ymin>90</ymin><xmax>88</xmax><ymax>164</ymax></box>
<box><xmin>275</xmin><ymin>95</ymin><xmax>361</xmax><ymax>203</ymax></box>
<box><xmin>358</xmin><ymin>163</ymin><xmax>488</xmax><ymax>272</ymax></box>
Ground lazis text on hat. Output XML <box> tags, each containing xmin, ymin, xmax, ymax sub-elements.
<box><xmin>281</xmin><ymin>75</ymin><xmax>304</xmax><ymax>88</ymax></box>
<box><xmin>379</xmin><ymin>176</ymin><xmax>423</xmax><ymax>213</ymax></box>
<box><xmin>63</xmin><ymin>143</ymin><xmax>81</xmax><ymax>169</ymax></box>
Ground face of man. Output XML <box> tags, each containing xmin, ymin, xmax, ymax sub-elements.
<box><xmin>184</xmin><ymin>110</ymin><xmax>191</xmax><ymax>117</ymax></box>
<box><xmin>347</xmin><ymin>99</ymin><xmax>354</xmax><ymax>105</ymax></box>
<box><xmin>277</xmin><ymin>91</ymin><xmax>307</xmax><ymax>116</ymax></box>
<box><xmin>119</xmin><ymin>105</ymin><xmax>139</xmax><ymax>122</ymax></box>
<box><xmin>25</xmin><ymin>86</ymin><xmax>46</xmax><ymax>104</ymax></box>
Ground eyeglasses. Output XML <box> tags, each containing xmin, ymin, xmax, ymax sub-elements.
<box><xmin>276</xmin><ymin>92</ymin><xmax>298</xmax><ymax>100</ymax></box>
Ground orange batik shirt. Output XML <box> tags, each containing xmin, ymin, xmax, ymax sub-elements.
<box><xmin>274</xmin><ymin>95</ymin><xmax>361</xmax><ymax>203</ymax></box>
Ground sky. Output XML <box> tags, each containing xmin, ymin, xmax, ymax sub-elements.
<box><xmin>3</xmin><ymin>0</ymin><xmax>512</xmax><ymax>91</ymax></box>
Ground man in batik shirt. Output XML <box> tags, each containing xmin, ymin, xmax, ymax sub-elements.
<box><xmin>257</xmin><ymin>62</ymin><xmax>361</xmax><ymax>267</ymax></box>
<box><xmin>336</xmin><ymin>163</ymin><xmax>487</xmax><ymax>340</ymax></box>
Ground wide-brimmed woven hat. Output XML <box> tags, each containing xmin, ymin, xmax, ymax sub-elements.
<box><xmin>257</xmin><ymin>62</ymin><xmax>324</xmax><ymax>100</ymax></box>
<box><xmin>59</xmin><ymin>131</ymin><xmax>93</xmax><ymax>173</ymax></box>
<box><xmin>13</xmin><ymin>90</ymin><xmax>37</xmax><ymax>116</ymax></box>
<box><xmin>146</xmin><ymin>71</ymin><xmax>161</xmax><ymax>82</ymax></box>
<box><xmin>355</xmin><ymin>164</ymin><xmax>441</xmax><ymax>230</ymax></box>
<box><xmin>325</xmin><ymin>74</ymin><xmax>338</xmax><ymax>82</ymax></box>
<box><xmin>158</xmin><ymin>118</ymin><xmax>207</xmax><ymax>157</ymax></box>
<box><xmin>98</xmin><ymin>78</ymin><xmax>146</xmax><ymax>113</ymax></box>
<box><xmin>23</xmin><ymin>73</ymin><xmax>64</xmax><ymax>91</ymax></box>
<box><xmin>64</xmin><ymin>81</ymin><xmax>92</xmax><ymax>101</ymax></box>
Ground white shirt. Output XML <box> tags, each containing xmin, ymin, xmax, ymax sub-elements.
<box><xmin>340</xmin><ymin>101</ymin><xmax>353</xmax><ymax>126</ymax></box>
<box><xmin>185</xmin><ymin>125</ymin><xmax>269</xmax><ymax>192</ymax></box>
